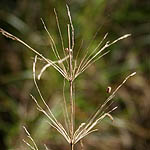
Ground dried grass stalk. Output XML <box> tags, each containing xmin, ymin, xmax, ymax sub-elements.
<box><xmin>0</xmin><ymin>5</ymin><xmax>136</xmax><ymax>150</ymax></box>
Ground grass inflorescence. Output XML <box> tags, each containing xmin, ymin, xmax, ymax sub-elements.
<box><xmin>0</xmin><ymin>5</ymin><xmax>136</xmax><ymax>150</ymax></box>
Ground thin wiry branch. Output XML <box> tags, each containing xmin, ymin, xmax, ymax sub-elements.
<box><xmin>83</xmin><ymin>72</ymin><xmax>136</xmax><ymax>129</ymax></box>
<box><xmin>75</xmin><ymin>34</ymin><xmax>131</xmax><ymax>79</ymax></box>
<box><xmin>73</xmin><ymin>39</ymin><xmax>84</xmax><ymax>77</ymax></box>
<box><xmin>23</xmin><ymin>139</ymin><xmax>35</xmax><ymax>150</ymax></box>
<box><xmin>23</xmin><ymin>126</ymin><xmax>39</xmax><ymax>150</ymax></box>
<box><xmin>75</xmin><ymin>32</ymin><xmax>108</xmax><ymax>77</ymax></box>
<box><xmin>82</xmin><ymin>26</ymin><xmax>104</xmax><ymax>61</ymax></box>
<box><xmin>23</xmin><ymin>126</ymin><xmax>52</xmax><ymax>150</ymax></box>
<box><xmin>86</xmin><ymin>34</ymin><xmax>131</xmax><ymax>65</ymax></box>
<box><xmin>76</xmin><ymin>51</ymin><xmax>110</xmax><ymax>78</ymax></box>
<box><xmin>38</xmin><ymin>55</ymin><xmax>69</xmax><ymax>80</ymax></box>
<box><xmin>74</xmin><ymin>108</ymin><xmax>117</xmax><ymax>144</ymax></box>
<box><xmin>54</xmin><ymin>9</ymin><xmax>66</xmax><ymax>59</ymax></box>
<box><xmin>46</xmin><ymin>120</ymin><xmax>70</xmax><ymax>143</ymax></box>
<box><xmin>73</xmin><ymin>72</ymin><xmax>136</xmax><ymax>144</ymax></box>
<box><xmin>75</xmin><ymin>129</ymin><xmax>98</xmax><ymax>144</ymax></box>
<box><xmin>79</xmin><ymin>33</ymin><xmax>108</xmax><ymax>71</ymax></box>
<box><xmin>53</xmin><ymin>9</ymin><xmax>70</xmax><ymax>72</ymax></box>
<box><xmin>23</xmin><ymin>126</ymin><xmax>51</xmax><ymax>150</ymax></box>
<box><xmin>44</xmin><ymin>144</ymin><xmax>50</xmax><ymax>150</ymax></box>
<box><xmin>67</xmin><ymin>24</ymin><xmax>73</xmax><ymax>79</ymax></box>
<box><xmin>40</xmin><ymin>19</ymin><xmax>68</xmax><ymax>77</ymax></box>
<box><xmin>66</xmin><ymin>5</ymin><xmax>75</xmax><ymax>50</ymax></box>
<box><xmin>85</xmin><ymin>107</ymin><xmax>117</xmax><ymax>135</ymax></box>
<box><xmin>67</xmin><ymin>19</ymin><xmax>75</xmax><ymax>143</ymax></box>
<box><xmin>73</xmin><ymin>123</ymin><xmax>86</xmax><ymax>139</ymax></box>
<box><xmin>61</xmin><ymin>103</ymin><xmax>70</xmax><ymax>135</ymax></box>
<box><xmin>0</xmin><ymin>28</ymin><xmax>68</xmax><ymax>79</ymax></box>
<box><xmin>30</xmin><ymin>93</ymin><xmax>71</xmax><ymax>143</ymax></box>
<box><xmin>79</xmin><ymin>35</ymin><xmax>125</xmax><ymax>72</ymax></box>
<box><xmin>33</xmin><ymin>56</ymin><xmax>59</xmax><ymax>123</ymax></box>
<box><xmin>63</xmin><ymin>78</ymin><xmax>70</xmax><ymax>133</ymax></box>
<box><xmin>73</xmin><ymin>107</ymin><xmax>114</xmax><ymax>144</ymax></box>
<box><xmin>40</xmin><ymin>19</ymin><xmax>60</xmax><ymax>60</ymax></box>
<box><xmin>32</xmin><ymin>56</ymin><xmax>70</xmax><ymax>143</ymax></box>
<box><xmin>84</xmin><ymin>99</ymin><xmax>114</xmax><ymax>131</ymax></box>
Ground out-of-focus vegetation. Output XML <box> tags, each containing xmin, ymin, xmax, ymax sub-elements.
<box><xmin>0</xmin><ymin>0</ymin><xmax>150</xmax><ymax>150</ymax></box>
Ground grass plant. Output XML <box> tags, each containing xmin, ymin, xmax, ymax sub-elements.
<box><xmin>0</xmin><ymin>5</ymin><xmax>136</xmax><ymax>150</ymax></box>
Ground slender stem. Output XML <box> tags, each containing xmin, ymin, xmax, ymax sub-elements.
<box><xmin>68</xmin><ymin>23</ymin><xmax>74</xmax><ymax>146</ymax></box>
<box><xmin>70</xmin><ymin>80</ymin><xmax>74</xmax><ymax>143</ymax></box>
<box><xmin>67</xmin><ymin>9</ymin><xmax>75</xmax><ymax>148</ymax></box>
<box><xmin>71</xmin><ymin>142</ymin><xmax>74</xmax><ymax>150</ymax></box>
<box><xmin>68</xmin><ymin>24</ymin><xmax>73</xmax><ymax>80</ymax></box>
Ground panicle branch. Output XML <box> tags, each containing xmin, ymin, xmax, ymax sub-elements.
<box><xmin>73</xmin><ymin>72</ymin><xmax>136</xmax><ymax>144</ymax></box>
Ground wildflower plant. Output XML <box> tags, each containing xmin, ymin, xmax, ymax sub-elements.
<box><xmin>0</xmin><ymin>5</ymin><xmax>136</xmax><ymax>150</ymax></box>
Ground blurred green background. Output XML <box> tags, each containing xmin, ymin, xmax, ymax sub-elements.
<box><xmin>0</xmin><ymin>0</ymin><xmax>150</xmax><ymax>150</ymax></box>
